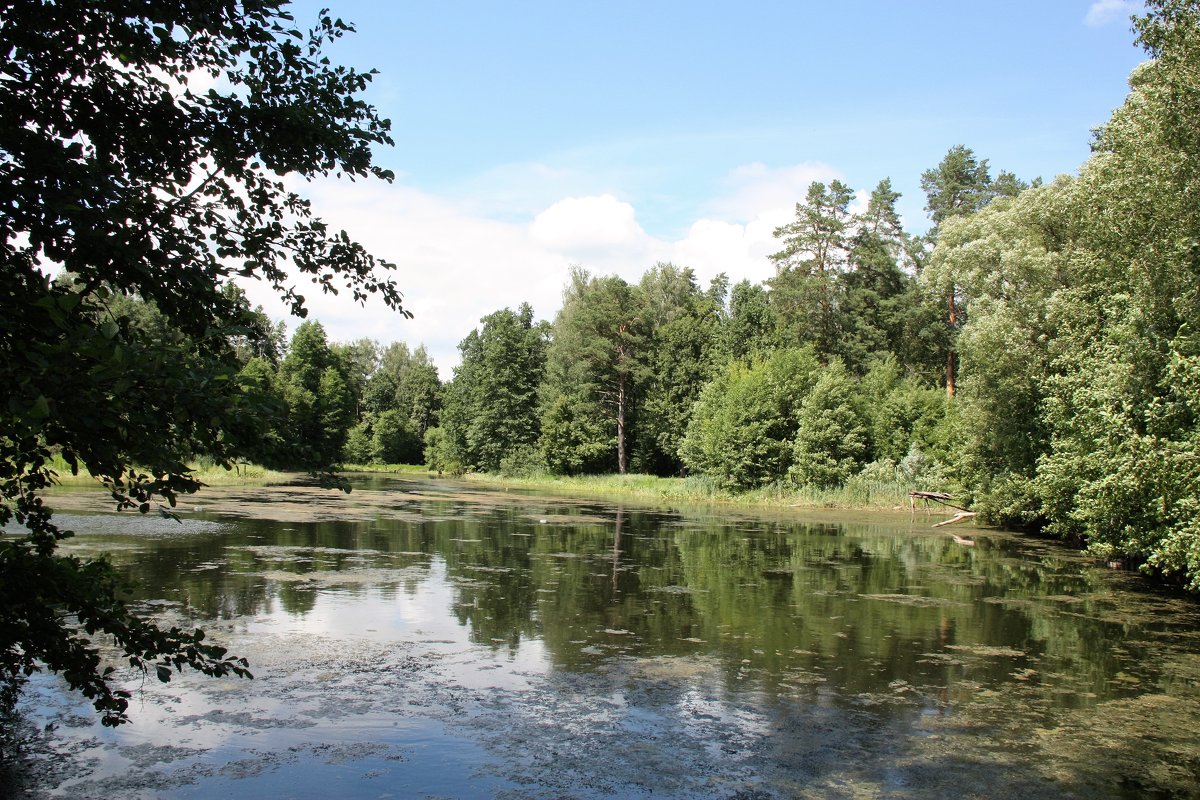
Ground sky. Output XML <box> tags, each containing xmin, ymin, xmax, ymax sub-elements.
<box><xmin>243</xmin><ymin>0</ymin><xmax>1149</xmax><ymax>376</ymax></box>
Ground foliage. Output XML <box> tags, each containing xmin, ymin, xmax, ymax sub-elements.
<box><xmin>0</xmin><ymin>0</ymin><xmax>403</xmax><ymax>723</ymax></box>
<box><xmin>498</xmin><ymin>444</ymin><xmax>548</xmax><ymax>478</ymax></box>
<box><xmin>540</xmin><ymin>268</ymin><xmax>647</xmax><ymax>474</ymax></box>
<box><xmin>920</xmin><ymin>145</ymin><xmax>998</xmax><ymax>230</ymax></box>
<box><xmin>680</xmin><ymin>347</ymin><xmax>821</xmax><ymax>490</ymax></box>
<box><xmin>924</xmin><ymin>180</ymin><xmax>1070</xmax><ymax>498</ymax></box>
<box><xmin>370</xmin><ymin>409</ymin><xmax>422</xmax><ymax>464</ymax></box>
<box><xmin>273</xmin><ymin>321</ymin><xmax>357</xmax><ymax>469</ymax></box>
<box><xmin>768</xmin><ymin>180</ymin><xmax>855</xmax><ymax>357</ymax></box>
<box><xmin>1030</xmin><ymin>3</ymin><xmax>1200</xmax><ymax>581</ymax></box>
<box><xmin>442</xmin><ymin>304</ymin><xmax>547</xmax><ymax>472</ymax></box>
<box><xmin>422</xmin><ymin>426</ymin><xmax>464</xmax><ymax>477</ymax></box>
<box><xmin>790</xmin><ymin>361</ymin><xmax>869</xmax><ymax>488</ymax></box>
<box><xmin>723</xmin><ymin>279</ymin><xmax>775</xmax><ymax>363</ymax></box>
<box><xmin>840</xmin><ymin>180</ymin><xmax>913</xmax><ymax>371</ymax></box>
<box><xmin>539</xmin><ymin>393</ymin><xmax>616</xmax><ymax>475</ymax></box>
<box><xmin>632</xmin><ymin>265</ymin><xmax>726</xmax><ymax>476</ymax></box>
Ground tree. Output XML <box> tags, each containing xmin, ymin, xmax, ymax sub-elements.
<box><xmin>1032</xmin><ymin>1</ymin><xmax>1200</xmax><ymax>583</ymax></box>
<box><xmin>840</xmin><ymin>179</ymin><xmax>912</xmax><ymax>371</ymax></box>
<box><xmin>768</xmin><ymin>180</ymin><xmax>855</xmax><ymax>359</ymax></box>
<box><xmin>680</xmin><ymin>347</ymin><xmax>821</xmax><ymax>490</ymax></box>
<box><xmin>924</xmin><ymin>179</ymin><xmax>1071</xmax><ymax>514</ymax></box>
<box><xmin>331</xmin><ymin>338</ymin><xmax>381</xmax><ymax>417</ymax></box>
<box><xmin>920</xmin><ymin>146</ymin><xmax>996</xmax><ymax>229</ymax></box>
<box><xmin>790</xmin><ymin>361</ymin><xmax>869</xmax><ymax>489</ymax></box>
<box><xmin>273</xmin><ymin>321</ymin><xmax>357</xmax><ymax>469</ymax></box>
<box><xmin>394</xmin><ymin>346</ymin><xmax>442</xmax><ymax>441</ymax></box>
<box><xmin>920</xmin><ymin>146</ymin><xmax>1029</xmax><ymax>396</ymax></box>
<box><xmin>634</xmin><ymin>265</ymin><xmax>725</xmax><ymax>475</ymax></box>
<box><xmin>0</xmin><ymin>1</ymin><xmax>405</xmax><ymax>724</ymax></box>
<box><xmin>541</xmin><ymin>268</ymin><xmax>647</xmax><ymax>475</ymax></box>
<box><xmin>722</xmin><ymin>279</ymin><xmax>775</xmax><ymax>364</ymax></box>
<box><xmin>442</xmin><ymin>304</ymin><xmax>547</xmax><ymax>472</ymax></box>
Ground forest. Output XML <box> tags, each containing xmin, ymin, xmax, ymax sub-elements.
<box><xmin>218</xmin><ymin>1</ymin><xmax>1200</xmax><ymax>592</ymax></box>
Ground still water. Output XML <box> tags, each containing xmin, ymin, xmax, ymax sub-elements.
<box><xmin>9</xmin><ymin>475</ymin><xmax>1200</xmax><ymax>798</ymax></box>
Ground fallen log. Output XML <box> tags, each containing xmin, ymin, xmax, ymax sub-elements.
<box><xmin>909</xmin><ymin>491</ymin><xmax>971</xmax><ymax>514</ymax></box>
<box><xmin>933</xmin><ymin>511</ymin><xmax>977</xmax><ymax>528</ymax></box>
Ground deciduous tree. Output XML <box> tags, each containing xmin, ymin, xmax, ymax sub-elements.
<box><xmin>0</xmin><ymin>0</ymin><xmax>405</xmax><ymax>723</ymax></box>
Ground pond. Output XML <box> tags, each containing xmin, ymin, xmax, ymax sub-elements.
<box><xmin>7</xmin><ymin>474</ymin><xmax>1200</xmax><ymax>799</ymax></box>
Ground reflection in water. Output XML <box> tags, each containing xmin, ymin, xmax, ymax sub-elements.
<box><xmin>13</xmin><ymin>475</ymin><xmax>1200</xmax><ymax>798</ymax></box>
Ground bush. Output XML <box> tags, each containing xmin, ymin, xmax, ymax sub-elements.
<box><xmin>498</xmin><ymin>445</ymin><xmax>548</xmax><ymax>478</ymax></box>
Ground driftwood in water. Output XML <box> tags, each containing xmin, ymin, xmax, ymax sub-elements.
<box><xmin>909</xmin><ymin>491</ymin><xmax>976</xmax><ymax>529</ymax></box>
<box><xmin>933</xmin><ymin>511</ymin><xmax>977</xmax><ymax>528</ymax></box>
<box><xmin>909</xmin><ymin>491</ymin><xmax>970</xmax><ymax>514</ymax></box>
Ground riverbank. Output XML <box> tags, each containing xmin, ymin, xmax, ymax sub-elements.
<box><xmin>354</xmin><ymin>465</ymin><xmax>932</xmax><ymax>515</ymax></box>
<box><xmin>44</xmin><ymin>455</ymin><xmax>294</xmax><ymax>489</ymax></box>
<box><xmin>45</xmin><ymin>457</ymin><xmax>942</xmax><ymax>518</ymax></box>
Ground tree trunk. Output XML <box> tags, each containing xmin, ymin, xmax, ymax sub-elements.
<box><xmin>946</xmin><ymin>290</ymin><xmax>958</xmax><ymax>398</ymax></box>
<box><xmin>616</xmin><ymin>374</ymin><xmax>627</xmax><ymax>474</ymax></box>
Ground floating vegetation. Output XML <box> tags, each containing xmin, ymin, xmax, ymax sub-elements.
<box><xmin>944</xmin><ymin>644</ymin><xmax>1028</xmax><ymax>658</ymax></box>
<box><xmin>645</xmin><ymin>585</ymin><xmax>707</xmax><ymax>595</ymax></box>
<box><xmin>860</xmin><ymin>593</ymin><xmax>969</xmax><ymax>608</ymax></box>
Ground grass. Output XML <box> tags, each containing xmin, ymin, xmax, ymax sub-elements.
<box><xmin>461</xmin><ymin>470</ymin><xmax>919</xmax><ymax>512</ymax></box>
<box><xmin>43</xmin><ymin>454</ymin><xmax>293</xmax><ymax>489</ymax></box>
<box><xmin>41</xmin><ymin>454</ymin><xmax>920</xmax><ymax>514</ymax></box>
<box><xmin>339</xmin><ymin>463</ymin><xmax>429</xmax><ymax>475</ymax></box>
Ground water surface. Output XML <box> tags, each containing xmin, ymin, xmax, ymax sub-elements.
<box><xmin>9</xmin><ymin>475</ymin><xmax>1200</xmax><ymax>798</ymax></box>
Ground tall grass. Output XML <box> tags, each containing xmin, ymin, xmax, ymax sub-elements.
<box><xmin>464</xmin><ymin>470</ymin><xmax>918</xmax><ymax>511</ymax></box>
<box><xmin>42</xmin><ymin>453</ymin><xmax>292</xmax><ymax>488</ymax></box>
<box><xmin>339</xmin><ymin>462</ymin><xmax>429</xmax><ymax>474</ymax></box>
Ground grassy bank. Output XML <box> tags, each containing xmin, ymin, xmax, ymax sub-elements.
<box><xmin>459</xmin><ymin>470</ymin><xmax>921</xmax><ymax>512</ymax></box>
<box><xmin>339</xmin><ymin>463</ymin><xmax>429</xmax><ymax>475</ymax></box>
<box><xmin>43</xmin><ymin>454</ymin><xmax>926</xmax><ymax>515</ymax></box>
<box><xmin>43</xmin><ymin>454</ymin><xmax>293</xmax><ymax>489</ymax></box>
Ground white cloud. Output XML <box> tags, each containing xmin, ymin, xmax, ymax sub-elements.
<box><xmin>706</xmin><ymin>161</ymin><xmax>842</xmax><ymax>222</ymax></box>
<box><xmin>530</xmin><ymin>194</ymin><xmax>651</xmax><ymax>254</ymax></box>
<box><xmin>240</xmin><ymin>179</ymin><xmax>572</xmax><ymax>379</ymax></box>
<box><xmin>241</xmin><ymin>161</ymin><xmax>844</xmax><ymax>378</ymax></box>
<box><xmin>1084</xmin><ymin>0</ymin><xmax>1139</xmax><ymax>27</ymax></box>
<box><xmin>665</xmin><ymin>216</ymin><xmax>780</xmax><ymax>288</ymax></box>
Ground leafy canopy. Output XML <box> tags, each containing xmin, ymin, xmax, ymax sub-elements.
<box><xmin>0</xmin><ymin>0</ymin><xmax>405</xmax><ymax>724</ymax></box>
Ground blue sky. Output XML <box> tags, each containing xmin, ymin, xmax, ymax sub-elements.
<box><xmin>252</xmin><ymin>0</ymin><xmax>1148</xmax><ymax>373</ymax></box>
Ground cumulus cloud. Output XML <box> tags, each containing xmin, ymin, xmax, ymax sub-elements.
<box><xmin>239</xmin><ymin>178</ymin><xmax>572</xmax><ymax>378</ymax></box>
<box><xmin>530</xmin><ymin>194</ymin><xmax>651</xmax><ymax>255</ymax></box>
<box><xmin>1084</xmin><ymin>0</ymin><xmax>1139</xmax><ymax>27</ymax></box>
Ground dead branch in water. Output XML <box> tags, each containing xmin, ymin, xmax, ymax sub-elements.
<box><xmin>933</xmin><ymin>511</ymin><xmax>977</xmax><ymax>528</ymax></box>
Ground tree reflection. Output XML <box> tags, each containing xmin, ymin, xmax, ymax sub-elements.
<box><xmin>65</xmin><ymin>481</ymin><xmax>1187</xmax><ymax>716</ymax></box>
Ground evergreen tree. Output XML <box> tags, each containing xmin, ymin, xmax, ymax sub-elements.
<box><xmin>541</xmin><ymin>269</ymin><xmax>647</xmax><ymax>474</ymax></box>
<box><xmin>768</xmin><ymin>180</ymin><xmax>855</xmax><ymax>359</ymax></box>
<box><xmin>840</xmin><ymin>179</ymin><xmax>911</xmax><ymax>371</ymax></box>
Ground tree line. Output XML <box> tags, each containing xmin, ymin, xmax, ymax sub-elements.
<box><xmin>259</xmin><ymin>156</ymin><xmax>1010</xmax><ymax>488</ymax></box>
